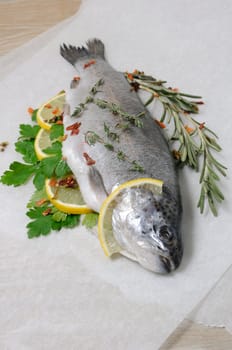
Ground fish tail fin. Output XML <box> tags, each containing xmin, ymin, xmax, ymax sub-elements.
<box><xmin>86</xmin><ymin>39</ymin><xmax>105</xmax><ymax>59</ymax></box>
<box><xmin>60</xmin><ymin>39</ymin><xmax>105</xmax><ymax>66</ymax></box>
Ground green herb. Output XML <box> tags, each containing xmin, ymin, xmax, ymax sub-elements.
<box><xmin>85</xmin><ymin>131</ymin><xmax>102</xmax><ymax>146</ymax></box>
<box><xmin>26</xmin><ymin>198</ymin><xmax>80</xmax><ymax>238</ymax></box>
<box><xmin>33</xmin><ymin>171</ymin><xmax>46</xmax><ymax>190</ymax></box>
<box><xmin>130</xmin><ymin>160</ymin><xmax>145</xmax><ymax>173</ymax></box>
<box><xmin>82</xmin><ymin>212</ymin><xmax>99</xmax><ymax>229</ymax></box>
<box><xmin>15</xmin><ymin>139</ymin><xmax>37</xmax><ymax>164</ymax></box>
<box><xmin>104</xmin><ymin>123</ymin><xmax>119</xmax><ymax>142</ymax></box>
<box><xmin>31</xmin><ymin>109</ymin><xmax>38</xmax><ymax>122</ymax></box>
<box><xmin>27</xmin><ymin>187</ymin><xmax>48</xmax><ymax>208</ymax></box>
<box><xmin>1</xmin><ymin>161</ymin><xmax>36</xmax><ymax>186</ymax></box>
<box><xmin>117</xmin><ymin>150</ymin><xmax>126</xmax><ymax>161</ymax></box>
<box><xmin>50</xmin><ymin>124</ymin><xmax>64</xmax><ymax>140</ymax></box>
<box><xmin>19</xmin><ymin>124</ymin><xmax>40</xmax><ymax>138</ymax></box>
<box><xmin>15</xmin><ymin>124</ymin><xmax>40</xmax><ymax>163</ymax></box>
<box><xmin>95</xmin><ymin>98</ymin><xmax>144</xmax><ymax>127</ymax></box>
<box><xmin>104</xmin><ymin>143</ymin><xmax>114</xmax><ymax>151</ymax></box>
<box><xmin>27</xmin><ymin>211</ymin><xmax>53</xmax><ymax>238</ymax></box>
<box><xmin>71</xmin><ymin>105</ymin><xmax>85</xmax><ymax>117</ymax></box>
<box><xmin>125</xmin><ymin>71</ymin><xmax>227</xmax><ymax>215</ymax></box>
<box><xmin>90</xmin><ymin>78</ymin><xmax>104</xmax><ymax>95</ymax></box>
<box><xmin>85</xmin><ymin>129</ymin><xmax>144</xmax><ymax>173</ymax></box>
<box><xmin>0</xmin><ymin>117</ymin><xmax>77</xmax><ymax>239</ymax></box>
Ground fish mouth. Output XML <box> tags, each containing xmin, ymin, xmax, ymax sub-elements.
<box><xmin>160</xmin><ymin>250</ymin><xmax>183</xmax><ymax>273</ymax></box>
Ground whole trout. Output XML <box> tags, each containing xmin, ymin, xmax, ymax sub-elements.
<box><xmin>60</xmin><ymin>39</ymin><xmax>182</xmax><ymax>273</ymax></box>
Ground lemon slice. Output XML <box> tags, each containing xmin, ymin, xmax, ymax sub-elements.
<box><xmin>45</xmin><ymin>178</ymin><xmax>93</xmax><ymax>214</ymax></box>
<box><xmin>37</xmin><ymin>92</ymin><xmax>65</xmax><ymax>130</ymax></box>
<box><xmin>34</xmin><ymin>128</ymin><xmax>52</xmax><ymax>160</ymax></box>
<box><xmin>98</xmin><ymin>178</ymin><xmax>163</xmax><ymax>257</ymax></box>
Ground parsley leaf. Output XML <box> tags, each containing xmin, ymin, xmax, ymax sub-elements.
<box><xmin>31</xmin><ymin>109</ymin><xmax>38</xmax><ymax>122</ymax></box>
<box><xmin>40</xmin><ymin>156</ymin><xmax>60</xmax><ymax>177</ymax></box>
<box><xmin>27</xmin><ymin>188</ymin><xmax>48</xmax><ymax>208</ymax></box>
<box><xmin>26</xmin><ymin>205</ymin><xmax>48</xmax><ymax>219</ymax></box>
<box><xmin>55</xmin><ymin>159</ymin><xmax>71</xmax><ymax>177</ymax></box>
<box><xmin>19</xmin><ymin>124</ymin><xmax>40</xmax><ymax>139</ymax></box>
<box><xmin>50</xmin><ymin>124</ymin><xmax>64</xmax><ymax>140</ymax></box>
<box><xmin>15</xmin><ymin>139</ymin><xmax>38</xmax><ymax>164</ymax></box>
<box><xmin>33</xmin><ymin>171</ymin><xmax>46</xmax><ymax>190</ymax></box>
<box><xmin>27</xmin><ymin>216</ymin><xmax>52</xmax><ymax>238</ymax></box>
<box><xmin>63</xmin><ymin>214</ymin><xmax>80</xmax><ymax>228</ymax></box>
<box><xmin>52</xmin><ymin>210</ymin><xmax>67</xmax><ymax>222</ymax></box>
<box><xmin>82</xmin><ymin>213</ymin><xmax>99</xmax><ymax>228</ymax></box>
<box><xmin>26</xmin><ymin>204</ymin><xmax>80</xmax><ymax>238</ymax></box>
<box><xmin>0</xmin><ymin>162</ymin><xmax>36</xmax><ymax>186</ymax></box>
<box><xmin>44</xmin><ymin>141</ymin><xmax>62</xmax><ymax>155</ymax></box>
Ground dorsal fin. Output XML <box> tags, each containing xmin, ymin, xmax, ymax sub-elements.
<box><xmin>60</xmin><ymin>38</ymin><xmax>105</xmax><ymax>66</ymax></box>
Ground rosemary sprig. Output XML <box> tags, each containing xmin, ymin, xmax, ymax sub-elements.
<box><xmin>125</xmin><ymin>70</ymin><xmax>227</xmax><ymax>215</ymax></box>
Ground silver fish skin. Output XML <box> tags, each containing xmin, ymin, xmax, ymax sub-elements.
<box><xmin>60</xmin><ymin>39</ymin><xmax>182</xmax><ymax>274</ymax></box>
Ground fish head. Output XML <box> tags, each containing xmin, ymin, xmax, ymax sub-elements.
<box><xmin>112</xmin><ymin>186</ymin><xmax>182</xmax><ymax>274</ymax></box>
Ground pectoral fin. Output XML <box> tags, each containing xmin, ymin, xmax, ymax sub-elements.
<box><xmin>81</xmin><ymin>166</ymin><xmax>108</xmax><ymax>212</ymax></box>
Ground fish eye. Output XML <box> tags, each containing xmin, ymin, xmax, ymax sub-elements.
<box><xmin>159</xmin><ymin>225</ymin><xmax>173</xmax><ymax>241</ymax></box>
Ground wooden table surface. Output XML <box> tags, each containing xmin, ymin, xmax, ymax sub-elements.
<box><xmin>0</xmin><ymin>1</ymin><xmax>231</xmax><ymax>349</ymax></box>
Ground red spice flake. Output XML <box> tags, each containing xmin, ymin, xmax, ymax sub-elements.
<box><xmin>196</xmin><ymin>101</ymin><xmax>204</xmax><ymax>105</ymax></box>
<box><xmin>184</xmin><ymin>125</ymin><xmax>195</xmax><ymax>134</ymax></box>
<box><xmin>83</xmin><ymin>60</ymin><xmax>96</xmax><ymax>69</ymax></box>
<box><xmin>127</xmin><ymin>73</ymin><xmax>134</xmax><ymax>81</ymax></box>
<box><xmin>66</xmin><ymin>122</ymin><xmax>81</xmax><ymax>135</ymax></box>
<box><xmin>172</xmin><ymin>88</ymin><xmax>179</xmax><ymax>92</ymax></box>
<box><xmin>27</xmin><ymin>107</ymin><xmax>34</xmax><ymax>115</ymax></box>
<box><xmin>199</xmin><ymin>122</ymin><xmax>205</xmax><ymax>130</ymax></box>
<box><xmin>42</xmin><ymin>208</ymin><xmax>52</xmax><ymax>216</ymax></box>
<box><xmin>58</xmin><ymin>176</ymin><xmax>77</xmax><ymax>188</ymax></box>
<box><xmin>35</xmin><ymin>198</ymin><xmax>47</xmax><ymax>207</ymax></box>
<box><xmin>49</xmin><ymin>178</ymin><xmax>57</xmax><ymax>187</ymax></box>
<box><xmin>45</xmin><ymin>103</ymin><xmax>52</xmax><ymax>109</ymax></box>
<box><xmin>172</xmin><ymin>150</ymin><xmax>181</xmax><ymax>160</ymax></box>
<box><xmin>83</xmin><ymin>152</ymin><xmax>96</xmax><ymax>166</ymax></box>
<box><xmin>56</xmin><ymin>120</ymin><xmax>63</xmax><ymax>125</ymax></box>
<box><xmin>52</xmin><ymin>107</ymin><xmax>61</xmax><ymax>116</ymax></box>
<box><xmin>73</xmin><ymin>76</ymin><xmax>80</xmax><ymax>81</ymax></box>
<box><xmin>155</xmin><ymin>120</ymin><xmax>166</xmax><ymax>129</ymax></box>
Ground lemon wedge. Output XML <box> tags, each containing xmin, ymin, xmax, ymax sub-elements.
<box><xmin>37</xmin><ymin>92</ymin><xmax>65</xmax><ymax>130</ymax></box>
<box><xmin>45</xmin><ymin>177</ymin><xmax>93</xmax><ymax>215</ymax></box>
<box><xmin>98</xmin><ymin>178</ymin><xmax>163</xmax><ymax>257</ymax></box>
<box><xmin>34</xmin><ymin>128</ymin><xmax>52</xmax><ymax>160</ymax></box>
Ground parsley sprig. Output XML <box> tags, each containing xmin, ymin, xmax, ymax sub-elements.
<box><xmin>0</xmin><ymin>117</ymin><xmax>98</xmax><ymax>237</ymax></box>
<box><xmin>125</xmin><ymin>70</ymin><xmax>227</xmax><ymax>215</ymax></box>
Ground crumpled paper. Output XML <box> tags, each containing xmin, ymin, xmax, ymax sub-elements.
<box><xmin>0</xmin><ymin>0</ymin><xmax>232</xmax><ymax>349</ymax></box>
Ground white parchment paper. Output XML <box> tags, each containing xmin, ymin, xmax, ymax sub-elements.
<box><xmin>0</xmin><ymin>0</ymin><xmax>232</xmax><ymax>349</ymax></box>
<box><xmin>189</xmin><ymin>264</ymin><xmax>232</xmax><ymax>333</ymax></box>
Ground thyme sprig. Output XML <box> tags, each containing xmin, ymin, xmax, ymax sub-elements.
<box><xmin>125</xmin><ymin>70</ymin><xmax>227</xmax><ymax>215</ymax></box>
<box><xmin>95</xmin><ymin>98</ymin><xmax>145</xmax><ymax>127</ymax></box>
<box><xmin>85</xmin><ymin>128</ymin><xmax>144</xmax><ymax>173</ymax></box>
<box><xmin>71</xmin><ymin>79</ymin><xmax>145</xmax><ymax>128</ymax></box>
